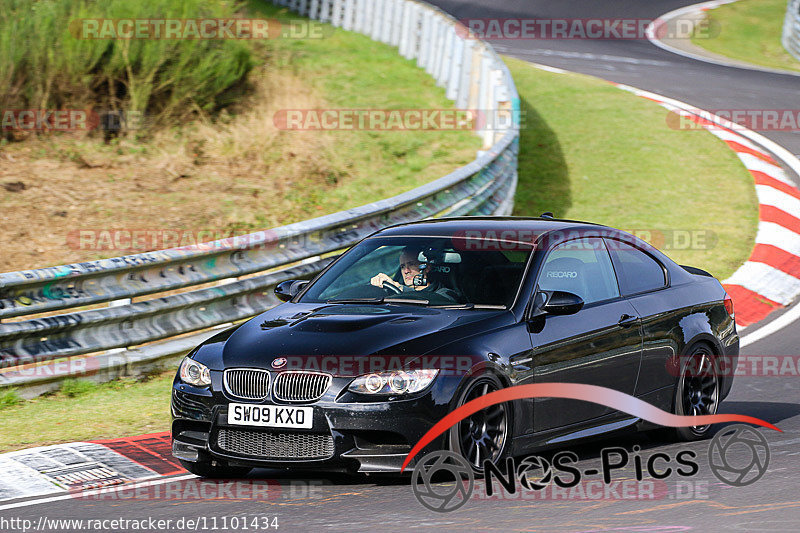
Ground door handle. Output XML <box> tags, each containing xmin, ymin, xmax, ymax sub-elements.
<box><xmin>618</xmin><ymin>314</ymin><xmax>638</xmax><ymax>327</ymax></box>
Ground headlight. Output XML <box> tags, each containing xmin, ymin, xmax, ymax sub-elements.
<box><xmin>348</xmin><ymin>369</ymin><xmax>439</xmax><ymax>395</ymax></box>
<box><xmin>179</xmin><ymin>357</ymin><xmax>212</xmax><ymax>387</ymax></box>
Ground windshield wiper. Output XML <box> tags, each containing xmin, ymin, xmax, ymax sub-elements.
<box><xmin>324</xmin><ymin>297</ymin><xmax>431</xmax><ymax>306</ymax></box>
<box><xmin>325</xmin><ymin>297</ymin><xmax>385</xmax><ymax>304</ymax></box>
<box><xmin>384</xmin><ymin>297</ymin><xmax>430</xmax><ymax>306</ymax></box>
<box><xmin>429</xmin><ymin>303</ymin><xmax>507</xmax><ymax>309</ymax></box>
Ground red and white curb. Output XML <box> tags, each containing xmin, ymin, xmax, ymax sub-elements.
<box><xmin>607</xmin><ymin>83</ymin><xmax>800</xmax><ymax>329</ymax></box>
<box><xmin>524</xmin><ymin>62</ymin><xmax>800</xmax><ymax>332</ymax></box>
<box><xmin>0</xmin><ymin>431</ymin><xmax>184</xmax><ymax>505</ymax></box>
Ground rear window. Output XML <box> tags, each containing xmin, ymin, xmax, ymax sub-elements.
<box><xmin>606</xmin><ymin>240</ymin><xmax>667</xmax><ymax>295</ymax></box>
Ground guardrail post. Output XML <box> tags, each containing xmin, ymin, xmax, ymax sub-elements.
<box><xmin>783</xmin><ymin>0</ymin><xmax>800</xmax><ymax>61</ymax></box>
<box><xmin>477</xmin><ymin>51</ymin><xmax>493</xmax><ymax>148</ymax></box>
<box><xmin>370</xmin><ymin>0</ymin><xmax>384</xmax><ymax>40</ymax></box>
<box><xmin>354</xmin><ymin>0</ymin><xmax>365</xmax><ymax>32</ymax></box>
<box><xmin>318</xmin><ymin>0</ymin><xmax>331</xmax><ymax>22</ymax></box>
<box><xmin>343</xmin><ymin>0</ymin><xmax>355</xmax><ymax>30</ymax></box>
<box><xmin>455</xmin><ymin>39</ymin><xmax>474</xmax><ymax>109</ymax></box>
<box><xmin>390</xmin><ymin>0</ymin><xmax>404</xmax><ymax>46</ymax></box>
<box><xmin>308</xmin><ymin>0</ymin><xmax>319</xmax><ymax>18</ymax></box>
<box><xmin>436</xmin><ymin>24</ymin><xmax>453</xmax><ymax>87</ymax></box>
<box><xmin>417</xmin><ymin>9</ymin><xmax>432</xmax><ymax>68</ymax></box>
<box><xmin>466</xmin><ymin>44</ymin><xmax>483</xmax><ymax>111</ymax></box>
<box><xmin>364</xmin><ymin>0</ymin><xmax>375</xmax><ymax>35</ymax></box>
<box><xmin>492</xmin><ymin>65</ymin><xmax>512</xmax><ymax>146</ymax></box>
<box><xmin>331</xmin><ymin>0</ymin><xmax>344</xmax><ymax>27</ymax></box>
<box><xmin>426</xmin><ymin>16</ymin><xmax>440</xmax><ymax>76</ymax></box>
<box><xmin>379</xmin><ymin>0</ymin><xmax>393</xmax><ymax>43</ymax></box>
<box><xmin>431</xmin><ymin>18</ymin><xmax>446</xmax><ymax>82</ymax></box>
<box><xmin>401</xmin><ymin>3</ymin><xmax>421</xmax><ymax>60</ymax></box>
<box><xmin>446</xmin><ymin>34</ymin><xmax>463</xmax><ymax>101</ymax></box>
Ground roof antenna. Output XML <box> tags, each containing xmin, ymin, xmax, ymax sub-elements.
<box><xmin>540</xmin><ymin>212</ymin><xmax>554</xmax><ymax>219</ymax></box>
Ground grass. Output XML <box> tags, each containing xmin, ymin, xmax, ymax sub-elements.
<box><xmin>0</xmin><ymin>372</ymin><xmax>174</xmax><ymax>453</ymax></box>
<box><xmin>0</xmin><ymin>0</ymin><xmax>255</xmax><ymax>125</ymax></box>
<box><xmin>506</xmin><ymin>57</ymin><xmax>758</xmax><ymax>280</ymax></box>
<box><xmin>0</xmin><ymin>2</ymin><xmax>480</xmax><ymax>272</ymax></box>
<box><xmin>691</xmin><ymin>0</ymin><xmax>800</xmax><ymax>72</ymax></box>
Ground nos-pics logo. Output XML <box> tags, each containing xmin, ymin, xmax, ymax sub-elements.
<box><xmin>411</xmin><ymin>424</ymin><xmax>770</xmax><ymax>513</ymax></box>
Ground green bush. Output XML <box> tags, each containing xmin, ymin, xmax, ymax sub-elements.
<box><xmin>0</xmin><ymin>388</ymin><xmax>23</xmax><ymax>409</ymax></box>
<box><xmin>0</xmin><ymin>0</ymin><xmax>256</xmax><ymax>129</ymax></box>
<box><xmin>59</xmin><ymin>378</ymin><xmax>99</xmax><ymax>398</ymax></box>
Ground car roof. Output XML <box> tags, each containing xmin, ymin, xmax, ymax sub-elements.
<box><xmin>373</xmin><ymin>216</ymin><xmax>605</xmax><ymax>237</ymax></box>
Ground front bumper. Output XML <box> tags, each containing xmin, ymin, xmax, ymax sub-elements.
<box><xmin>170</xmin><ymin>373</ymin><xmax>458</xmax><ymax>473</ymax></box>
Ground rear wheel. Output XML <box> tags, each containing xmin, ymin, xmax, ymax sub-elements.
<box><xmin>448</xmin><ymin>374</ymin><xmax>511</xmax><ymax>473</ymax></box>
<box><xmin>671</xmin><ymin>344</ymin><xmax>720</xmax><ymax>441</ymax></box>
<box><xmin>179</xmin><ymin>459</ymin><xmax>252</xmax><ymax>478</ymax></box>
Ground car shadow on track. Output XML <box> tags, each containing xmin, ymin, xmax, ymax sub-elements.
<box><xmin>512</xmin><ymin>95</ymin><xmax>571</xmax><ymax>218</ymax></box>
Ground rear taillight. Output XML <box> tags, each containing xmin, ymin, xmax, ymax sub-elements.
<box><xmin>724</xmin><ymin>294</ymin><xmax>734</xmax><ymax>319</ymax></box>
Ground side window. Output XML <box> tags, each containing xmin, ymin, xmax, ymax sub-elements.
<box><xmin>606</xmin><ymin>240</ymin><xmax>667</xmax><ymax>295</ymax></box>
<box><xmin>538</xmin><ymin>237</ymin><xmax>620</xmax><ymax>305</ymax></box>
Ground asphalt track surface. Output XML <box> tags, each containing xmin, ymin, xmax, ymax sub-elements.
<box><xmin>4</xmin><ymin>1</ymin><xmax>800</xmax><ymax>531</ymax></box>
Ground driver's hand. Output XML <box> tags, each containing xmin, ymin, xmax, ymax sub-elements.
<box><xmin>370</xmin><ymin>273</ymin><xmax>402</xmax><ymax>290</ymax></box>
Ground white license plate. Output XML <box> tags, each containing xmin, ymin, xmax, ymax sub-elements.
<box><xmin>227</xmin><ymin>404</ymin><xmax>313</xmax><ymax>429</ymax></box>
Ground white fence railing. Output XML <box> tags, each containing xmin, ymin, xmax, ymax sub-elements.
<box><xmin>783</xmin><ymin>0</ymin><xmax>800</xmax><ymax>62</ymax></box>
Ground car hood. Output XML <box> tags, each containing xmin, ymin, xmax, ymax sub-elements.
<box><xmin>201</xmin><ymin>302</ymin><xmax>509</xmax><ymax>371</ymax></box>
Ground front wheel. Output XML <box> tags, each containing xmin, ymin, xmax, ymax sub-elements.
<box><xmin>179</xmin><ymin>459</ymin><xmax>252</xmax><ymax>478</ymax></box>
<box><xmin>448</xmin><ymin>374</ymin><xmax>511</xmax><ymax>473</ymax></box>
<box><xmin>671</xmin><ymin>344</ymin><xmax>720</xmax><ymax>441</ymax></box>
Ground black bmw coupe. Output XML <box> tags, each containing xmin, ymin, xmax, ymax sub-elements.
<box><xmin>171</xmin><ymin>217</ymin><xmax>738</xmax><ymax>477</ymax></box>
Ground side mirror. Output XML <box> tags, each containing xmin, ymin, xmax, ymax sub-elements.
<box><xmin>274</xmin><ymin>280</ymin><xmax>309</xmax><ymax>302</ymax></box>
<box><xmin>530</xmin><ymin>290</ymin><xmax>584</xmax><ymax>318</ymax></box>
<box><xmin>542</xmin><ymin>290</ymin><xmax>584</xmax><ymax>315</ymax></box>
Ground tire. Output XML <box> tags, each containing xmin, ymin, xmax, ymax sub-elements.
<box><xmin>670</xmin><ymin>343</ymin><xmax>721</xmax><ymax>441</ymax></box>
<box><xmin>448</xmin><ymin>373</ymin><xmax>512</xmax><ymax>474</ymax></box>
<box><xmin>179</xmin><ymin>459</ymin><xmax>252</xmax><ymax>478</ymax></box>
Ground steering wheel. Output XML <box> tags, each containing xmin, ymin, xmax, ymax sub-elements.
<box><xmin>382</xmin><ymin>281</ymin><xmax>403</xmax><ymax>295</ymax></box>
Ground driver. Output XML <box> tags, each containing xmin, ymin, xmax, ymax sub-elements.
<box><xmin>370</xmin><ymin>246</ymin><xmax>460</xmax><ymax>301</ymax></box>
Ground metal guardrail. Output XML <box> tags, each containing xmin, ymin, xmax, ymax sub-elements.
<box><xmin>784</xmin><ymin>0</ymin><xmax>800</xmax><ymax>62</ymax></box>
<box><xmin>0</xmin><ymin>0</ymin><xmax>520</xmax><ymax>393</ymax></box>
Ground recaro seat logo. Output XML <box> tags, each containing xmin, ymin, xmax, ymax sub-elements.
<box><xmin>546</xmin><ymin>271</ymin><xmax>578</xmax><ymax>278</ymax></box>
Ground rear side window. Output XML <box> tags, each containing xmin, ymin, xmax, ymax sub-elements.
<box><xmin>538</xmin><ymin>237</ymin><xmax>620</xmax><ymax>305</ymax></box>
<box><xmin>606</xmin><ymin>240</ymin><xmax>667</xmax><ymax>295</ymax></box>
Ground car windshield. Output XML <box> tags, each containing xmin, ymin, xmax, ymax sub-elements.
<box><xmin>299</xmin><ymin>235</ymin><xmax>533</xmax><ymax>308</ymax></box>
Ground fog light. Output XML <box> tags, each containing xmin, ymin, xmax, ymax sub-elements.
<box><xmin>172</xmin><ymin>441</ymin><xmax>199</xmax><ymax>462</ymax></box>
